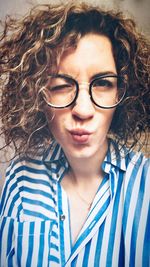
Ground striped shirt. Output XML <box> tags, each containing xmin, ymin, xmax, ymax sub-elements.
<box><xmin>0</xmin><ymin>139</ymin><xmax>150</xmax><ymax>267</ymax></box>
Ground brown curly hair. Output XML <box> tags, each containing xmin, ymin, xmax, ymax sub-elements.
<box><xmin>0</xmin><ymin>2</ymin><xmax>149</xmax><ymax>157</ymax></box>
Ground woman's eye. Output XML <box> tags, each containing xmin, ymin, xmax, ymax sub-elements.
<box><xmin>95</xmin><ymin>79</ymin><xmax>113</xmax><ymax>88</ymax></box>
<box><xmin>49</xmin><ymin>84</ymin><xmax>72</xmax><ymax>91</ymax></box>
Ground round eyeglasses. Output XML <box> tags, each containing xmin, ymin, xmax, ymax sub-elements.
<box><xmin>41</xmin><ymin>74</ymin><xmax>127</xmax><ymax>109</ymax></box>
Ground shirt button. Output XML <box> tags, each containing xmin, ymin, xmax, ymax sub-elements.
<box><xmin>60</xmin><ymin>214</ymin><xmax>65</xmax><ymax>221</ymax></box>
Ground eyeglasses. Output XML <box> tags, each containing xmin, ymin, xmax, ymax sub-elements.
<box><xmin>41</xmin><ymin>74</ymin><xmax>127</xmax><ymax>109</ymax></box>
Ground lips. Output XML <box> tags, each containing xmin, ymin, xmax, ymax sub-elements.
<box><xmin>69</xmin><ymin>129</ymin><xmax>92</xmax><ymax>143</ymax></box>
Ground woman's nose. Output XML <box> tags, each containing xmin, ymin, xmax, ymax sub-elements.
<box><xmin>72</xmin><ymin>84</ymin><xmax>95</xmax><ymax>120</ymax></box>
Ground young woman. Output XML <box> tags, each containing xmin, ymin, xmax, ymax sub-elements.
<box><xmin>0</xmin><ymin>2</ymin><xmax>149</xmax><ymax>266</ymax></box>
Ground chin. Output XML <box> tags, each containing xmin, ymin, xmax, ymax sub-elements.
<box><xmin>66</xmin><ymin>144</ymin><xmax>99</xmax><ymax>159</ymax></box>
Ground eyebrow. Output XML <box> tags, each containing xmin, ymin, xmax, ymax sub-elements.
<box><xmin>91</xmin><ymin>71</ymin><xmax>117</xmax><ymax>80</ymax></box>
<box><xmin>56</xmin><ymin>71</ymin><xmax>118</xmax><ymax>81</ymax></box>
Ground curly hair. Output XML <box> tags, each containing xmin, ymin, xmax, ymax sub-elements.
<box><xmin>0</xmin><ymin>2</ymin><xmax>149</xmax><ymax>157</ymax></box>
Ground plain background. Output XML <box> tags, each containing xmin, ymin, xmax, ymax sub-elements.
<box><xmin>0</xmin><ymin>0</ymin><xmax>150</xmax><ymax>193</ymax></box>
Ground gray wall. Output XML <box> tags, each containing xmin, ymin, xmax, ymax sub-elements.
<box><xmin>0</xmin><ymin>0</ymin><xmax>150</xmax><ymax>193</ymax></box>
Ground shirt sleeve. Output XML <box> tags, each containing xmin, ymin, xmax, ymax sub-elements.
<box><xmin>0</xmin><ymin>159</ymin><xmax>59</xmax><ymax>267</ymax></box>
<box><xmin>0</xmin><ymin>160</ymin><xmax>22</xmax><ymax>267</ymax></box>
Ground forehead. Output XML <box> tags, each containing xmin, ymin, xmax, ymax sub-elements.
<box><xmin>58</xmin><ymin>33</ymin><xmax>116</xmax><ymax>78</ymax></box>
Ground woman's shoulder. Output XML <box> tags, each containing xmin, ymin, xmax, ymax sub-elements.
<box><xmin>122</xmin><ymin>150</ymin><xmax>150</xmax><ymax>194</ymax></box>
<box><xmin>125</xmin><ymin>149</ymin><xmax>150</xmax><ymax>172</ymax></box>
<box><xmin>109</xmin><ymin>139</ymin><xmax>150</xmax><ymax>179</ymax></box>
<box><xmin>0</xmin><ymin>154</ymin><xmax>55</xmax><ymax>218</ymax></box>
<box><xmin>5</xmin><ymin>154</ymin><xmax>47</xmax><ymax>178</ymax></box>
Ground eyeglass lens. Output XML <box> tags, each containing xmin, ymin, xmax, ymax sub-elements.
<box><xmin>42</xmin><ymin>76</ymin><xmax>77</xmax><ymax>107</ymax></box>
<box><xmin>91</xmin><ymin>76</ymin><xmax>125</xmax><ymax>108</ymax></box>
<box><xmin>42</xmin><ymin>75</ymin><xmax>126</xmax><ymax>108</ymax></box>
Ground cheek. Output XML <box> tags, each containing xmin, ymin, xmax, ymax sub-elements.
<box><xmin>107</xmin><ymin>110</ymin><xmax>115</xmax><ymax>124</ymax></box>
<box><xmin>97</xmin><ymin>109</ymin><xmax>115</xmax><ymax>127</ymax></box>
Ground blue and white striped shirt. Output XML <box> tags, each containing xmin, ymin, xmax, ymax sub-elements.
<box><xmin>0</xmin><ymin>140</ymin><xmax>150</xmax><ymax>267</ymax></box>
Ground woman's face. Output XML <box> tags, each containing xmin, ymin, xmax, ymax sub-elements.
<box><xmin>45</xmin><ymin>34</ymin><xmax>117</xmax><ymax>161</ymax></box>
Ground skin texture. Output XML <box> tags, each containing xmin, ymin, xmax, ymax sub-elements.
<box><xmin>46</xmin><ymin>34</ymin><xmax>116</xmax><ymax>173</ymax></box>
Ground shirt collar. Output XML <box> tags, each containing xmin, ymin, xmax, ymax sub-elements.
<box><xmin>42</xmin><ymin>139</ymin><xmax>127</xmax><ymax>179</ymax></box>
<box><xmin>102</xmin><ymin>139</ymin><xmax>127</xmax><ymax>173</ymax></box>
<box><xmin>42</xmin><ymin>140</ymin><xmax>69</xmax><ymax>170</ymax></box>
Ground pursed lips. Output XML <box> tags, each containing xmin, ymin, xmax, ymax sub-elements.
<box><xmin>68</xmin><ymin>128</ymin><xmax>93</xmax><ymax>143</ymax></box>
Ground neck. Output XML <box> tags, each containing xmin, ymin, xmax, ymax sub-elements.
<box><xmin>65</xmin><ymin>141</ymin><xmax>108</xmax><ymax>187</ymax></box>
